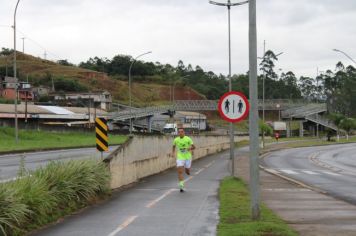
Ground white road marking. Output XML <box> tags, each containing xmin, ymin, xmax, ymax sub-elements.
<box><xmin>0</xmin><ymin>177</ymin><xmax>17</xmax><ymax>183</ymax></box>
<box><xmin>184</xmin><ymin>176</ymin><xmax>194</xmax><ymax>183</ymax></box>
<box><xmin>204</xmin><ymin>161</ymin><xmax>215</xmax><ymax>168</ymax></box>
<box><xmin>280</xmin><ymin>169</ymin><xmax>298</xmax><ymax>175</ymax></box>
<box><xmin>145</xmin><ymin>189</ymin><xmax>174</xmax><ymax>208</ymax></box>
<box><xmin>265</xmin><ymin>168</ymin><xmax>280</xmax><ymax>174</ymax></box>
<box><xmin>107</xmin><ymin>215</ymin><xmax>138</xmax><ymax>236</ymax></box>
<box><xmin>322</xmin><ymin>171</ymin><xmax>340</xmax><ymax>176</ymax></box>
<box><xmin>301</xmin><ymin>170</ymin><xmax>319</xmax><ymax>175</ymax></box>
<box><xmin>263</xmin><ymin>188</ymin><xmax>311</xmax><ymax>192</ymax></box>
<box><xmin>194</xmin><ymin>168</ymin><xmax>204</xmax><ymax>175</ymax></box>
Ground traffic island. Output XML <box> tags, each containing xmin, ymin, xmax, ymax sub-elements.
<box><xmin>218</xmin><ymin>176</ymin><xmax>297</xmax><ymax>236</ymax></box>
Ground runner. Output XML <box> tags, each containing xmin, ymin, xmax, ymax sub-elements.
<box><xmin>172</xmin><ymin>128</ymin><xmax>195</xmax><ymax>192</ymax></box>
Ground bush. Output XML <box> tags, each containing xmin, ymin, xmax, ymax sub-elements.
<box><xmin>0</xmin><ymin>159</ymin><xmax>111</xmax><ymax>235</ymax></box>
<box><xmin>0</xmin><ymin>98</ymin><xmax>20</xmax><ymax>104</ymax></box>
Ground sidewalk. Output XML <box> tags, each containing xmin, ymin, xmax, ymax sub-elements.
<box><xmin>235</xmin><ymin>152</ymin><xmax>356</xmax><ymax>236</ymax></box>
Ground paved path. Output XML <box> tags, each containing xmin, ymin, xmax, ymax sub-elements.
<box><xmin>32</xmin><ymin>151</ymin><xmax>230</xmax><ymax>236</ymax></box>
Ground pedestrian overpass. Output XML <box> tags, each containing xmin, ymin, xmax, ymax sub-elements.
<box><xmin>108</xmin><ymin>99</ymin><xmax>331</xmax><ymax>133</ymax></box>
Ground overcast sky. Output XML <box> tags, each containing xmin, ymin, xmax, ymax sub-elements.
<box><xmin>1</xmin><ymin>0</ymin><xmax>355</xmax><ymax>78</ymax></box>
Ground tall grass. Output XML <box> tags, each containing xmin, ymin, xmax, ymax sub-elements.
<box><xmin>0</xmin><ymin>159</ymin><xmax>111</xmax><ymax>236</ymax></box>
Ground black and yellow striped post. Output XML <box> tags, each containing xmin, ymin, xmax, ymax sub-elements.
<box><xmin>95</xmin><ymin>117</ymin><xmax>109</xmax><ymax>153</ymax></box>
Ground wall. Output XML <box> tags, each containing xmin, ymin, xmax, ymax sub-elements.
<box><xmin>104</xmin><ymin>135</ymin><xmax>249</xmax><ymax>189</ymax></box>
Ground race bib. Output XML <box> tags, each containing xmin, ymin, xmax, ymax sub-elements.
<box><xmin>179</xmin><ymin>148</ymin><xmax>188</xmax><ymax>153</ymax></box>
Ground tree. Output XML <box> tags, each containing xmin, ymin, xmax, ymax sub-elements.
<box><xmin>339</xmin><ymin>118</ymin><xmax>356</xmax><ymax>140</ymax></box>
<box><xmin>280</xmin><ymin>71</ymin><xmax>302</xmax><ymax>99</ymax></box>
<box><xmin>260</xmin><ymin>50</ymin><xmax>278</xmax><ymax>81</ymax></box>
<box><xmin>57</xmin><ymin>59</ymin><xmax>74</xmax><ymax>66</ymax></box>
<box><xmin>298</xmin><ymin>76</ymin><xmax>316</xmax><ymax>100</ymax></box>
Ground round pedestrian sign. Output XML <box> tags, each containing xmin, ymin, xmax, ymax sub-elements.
<box><xmin>218</xmin><ymin>91</ymin><xmax>249</xmax><ymax>123</ymax></box>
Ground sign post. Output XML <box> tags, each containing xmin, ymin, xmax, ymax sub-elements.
<box><xmin>218</xmin><ymin>91</ymin><xmax>249</xmax><ymax>176</ymax></box>
<box><xmin>95</xmin><ymin>117</ymin><xmax>109</xmax><ymax>159</ymax></box>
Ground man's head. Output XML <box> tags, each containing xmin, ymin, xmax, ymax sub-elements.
<box><xmin>178</xmin><ymin>128</ymin><xmax>185</xmax><ymax>138</ymax></box>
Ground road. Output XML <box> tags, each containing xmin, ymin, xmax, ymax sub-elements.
<box><xmin>262</xmin><ymin>143</ymin><xmax>356</xmax><ymax>205</ymax></box>
<box><xmin>0</xmin><ymin>146</ymin><xmax>118</xmax><ymax>182</ymax></box>
<box><xmin>32</xmin><ymin>150</ymin><xmax>231</xmax><ymax>236</ymax></box>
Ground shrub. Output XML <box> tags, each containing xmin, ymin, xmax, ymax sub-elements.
<box><xmin>0</xmin><ymin>159</ymin><xmax>111</xmax><ymax>235</ymax></box>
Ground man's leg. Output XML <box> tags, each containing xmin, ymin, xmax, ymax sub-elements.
<box><xmin>178</xmin><ymin>166</ymin><xmax>185</xmax><ymax>192</ymax></box>
<box><xmin>185</xmin><ymin>159</ymin><xmax>192</xmax><ymax>175</ymax></box>
<box><xmin>177</xmin><ymin>160</ymin><xmax>185</xmax><ymax>191</ymax></box>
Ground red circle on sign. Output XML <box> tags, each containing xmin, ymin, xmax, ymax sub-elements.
<box><xmin>218</xmin><ymin>91</ymin><xmax>250</xmax><ymax>123</ymax></box>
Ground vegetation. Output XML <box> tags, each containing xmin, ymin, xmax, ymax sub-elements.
<box><xmin>0</xmin><ymin>159</ymin><xmax>111</xmax><ymax>235</ymax></box>
<box><xmin>0</xmin><ymin>127</ymin><xmax>127</xmax><ymax>153</ymax></box>
<box><xmin>218</xmin><ymin>177</ymin><xmax>297</xmax><ymax>236</ymax></box>
<box><xmin>0</xmin><ymin>98</ymin><xmax>20</xmax><ymax>104</ymax></box>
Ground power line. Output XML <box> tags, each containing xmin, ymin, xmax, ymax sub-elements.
<box><xmin>16</xmin><ymin>27</ymin><xmax>62</xmax><ymax>60</ymax></box>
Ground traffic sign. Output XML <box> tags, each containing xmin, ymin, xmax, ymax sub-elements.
<box><xmin>218</xmin><ymin>91</ymin><xmax>249</xmax><ymax>123</ymax></box>
<box><xmin>95</xmin><ymin>117</ymin><xmax>109</xmax><ymax>152</ymax></box>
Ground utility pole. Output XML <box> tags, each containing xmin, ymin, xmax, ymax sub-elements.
<box><xmin>209</xmin><ymin>0</ymin><xmax>248</xmax><ymax>177</ymax></box>
<box><xmin>21</xmin><ymin>37</ymin><xmax>25</xmax><ymax>54</ymax></box>
<box><xmin>248</xmin><ymin>0</ymin><xmax>260</xmax><ymax>220</ymax></box>
<box><xmin>13</xmin><ymin>0</ymin><xmax>21</xmax><ymax>144</ymax></box>
<box><xmin>44</xmin><ymin>51</ymin><xmax>47</xmax><ymax>60</ymax></box>
<box><xmin>128</xmin><ymin>51</ymin><xmax>152</xmax><ymax>135</ymax></box>
<box><xmin>262</xmin><ymin>40</ymin><xmax>266</xmax><ymax>148</ymax></box>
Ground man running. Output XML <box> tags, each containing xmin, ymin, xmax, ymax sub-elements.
<box><xmin>172</xmin><ymin>128</ymin><xmax>195</xmax><ymax>192</ymax></box>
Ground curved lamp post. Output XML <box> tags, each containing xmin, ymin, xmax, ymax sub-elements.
<box><xmin>333</xmin><ymin>49</ymin><xmax>356</xmax><ymax>65</ymax></box>
<box><xmin>128</xmin><ymin>51</ymin><xmax>152</xmax><ymax>135</ymax></box>
<box><xmin>209</xmin><ymin>0</ymin><xmax>248</xmax><ymax>175</ymax></box>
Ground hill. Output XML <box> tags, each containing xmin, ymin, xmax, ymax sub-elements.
<box><xmin>0</xmin><ymin>52</ymin><xmax>205</xmax><ymax>106</ymax></box>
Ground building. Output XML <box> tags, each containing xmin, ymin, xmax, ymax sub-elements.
<box><xmin>52</xmin><ymin>91</ymin><xmax>112</xmax><ymax>111</ymax></box>
<box><xmin>0</xmin><ymin>77</ymin><xmax>34</xmax><ymax>102</ymax></box>
<box><xmin>0</xmin><ymin>103</ymin><xmax>107</xmax><ymax>130</ymax></box>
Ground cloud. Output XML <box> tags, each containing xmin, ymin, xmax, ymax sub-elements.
<box><xmin>0</xmin><ymin>0</ymin><xmax>355</xmax><ymax>78</ymax></box>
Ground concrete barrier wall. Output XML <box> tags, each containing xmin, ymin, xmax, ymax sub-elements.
<box><xmin>105</xmin><ymin>135</ymin><xmax>249</xmax><ymax>189</ymax></box>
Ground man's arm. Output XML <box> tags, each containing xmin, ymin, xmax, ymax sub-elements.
<box><xmin>172</xmin><ymin>145</ymin><xmax>176</xmax><ymax>155</ymax></box>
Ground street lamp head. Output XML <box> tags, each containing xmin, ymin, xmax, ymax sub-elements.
<box><xmin>333</xmin><ymin>49</ymin><xmax>340</xmax><ymax>52</ymax></box>
<box><xmin>209</xmin><ymin>0</ymin><xmax>248</xmax><ymax>7</ymax></box>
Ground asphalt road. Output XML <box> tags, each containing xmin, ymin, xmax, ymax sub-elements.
<box><xmin>32</xmin><ymin>151</ymin><xmax>231</xmax><ymax>236</ymax></box>
<box><xmin>262</xmin><ymin>143</ymin><xmax>356</xmax><ymax>205</ymax></box>
<box><xmin>0</xmin><ymin>146</ymin><xmax>118</xmax><ymax>182</ymax></box>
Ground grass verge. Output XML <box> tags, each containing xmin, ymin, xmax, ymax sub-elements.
<box><xmin>218</xmin><ymin>177</ymin><xmax>297</xmax><ymax>236</ymax></box>
<box><xmin>0</xmin><ymin>159</ymin><xmax>111</xmax><ymax>236</ymax></box>
<box><xmin>0</xmin><ymin>127</ymin><xmax>127</xmax><ymax>153</ymax></box>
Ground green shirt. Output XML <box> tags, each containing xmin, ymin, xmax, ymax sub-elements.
<box><xmin>173</xmin><ymin>136</ymin><xmax>193</xmax><ymax>160</ymax></box>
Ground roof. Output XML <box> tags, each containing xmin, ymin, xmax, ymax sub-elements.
<box><xmin>0</xmin><ymin>104</ymin><xmax>106</xmax><ymax>116</ymax></box>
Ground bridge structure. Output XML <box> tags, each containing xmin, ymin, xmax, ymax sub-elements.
<box><xmin>108</xmin><ymin>99</ymin><xmax>336</xmax><ymax>134</ymax></box>
<box><xmin>281</xmin><ymin>103</ymin><xmax>342</xmax><ymax>137</ymax></box>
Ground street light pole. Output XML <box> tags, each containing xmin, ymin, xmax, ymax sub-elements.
<box><xmin>248</xmin><ymin>0</ymin><xmax>260</xmax><ymax>220</ymax></box>
<box><xmin>333</xmin><ymin>49</ymin><xmax>356</xmax><ymax>65</ymax></box>
<box><xmin>259</xmin><ymin>46</ymin><xmax>283</xmax><ymax>148</ymax></box>
<box><xmin>13</xmin><ymin>0</ymin><xmax>21</xmax><ymax>144</ymax></box>
<box><xmin>21</xmin><ymin>37</ymin><xmax>25</xmax><ymax>54</ymax></box>
<box><xmin>128</xmin><ymin>51</ymin><xmax>152</xmax><ymax>135</ymax></box>
<box><xmin>209</xmin><ymin>0</ymin><xmax>248</xmax><ymax>177</ymax></box>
